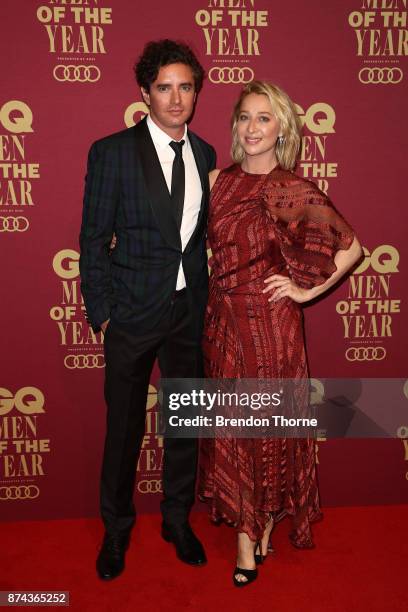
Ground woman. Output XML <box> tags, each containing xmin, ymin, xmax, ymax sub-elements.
<box><xmin>198</xmin><ymin>81</ymin><xmax>362</xmax><ymax>586</ymax></box>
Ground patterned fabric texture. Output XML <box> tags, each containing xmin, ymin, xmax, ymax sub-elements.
<box><xmin>199</xmin><ymin>164</ymin><xmax>354</xmax><ymax>546</ymax></box>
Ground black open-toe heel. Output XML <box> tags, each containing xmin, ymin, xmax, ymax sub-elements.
<box><xmin>233</xmin><ymin>566</ymin><xmax>258</xmax><ymax>587</ymax></box>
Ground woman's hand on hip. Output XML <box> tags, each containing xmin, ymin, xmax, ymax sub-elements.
<box><xmin>263</xmin><ymin>274</ymin><xmax>311</xmax><ymax>304</ymax></box>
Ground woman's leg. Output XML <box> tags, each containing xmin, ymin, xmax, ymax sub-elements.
<box><xmin>234</xmin><ymin>532</ymin><xmax>257</xmax><ymax>584</ymax></box>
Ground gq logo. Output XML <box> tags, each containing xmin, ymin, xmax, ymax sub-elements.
<box><xmin>0</xmin><ymin>100</ymin><xmax>33</xmax><ymax>133</ymax></box>
<box><xmin>295</xmin><ymin>103</ymin><xmax>335</xmax><ymax>134</ymax></box>
<box><xmin>124</xmin><ymin>102</ymin><xmax>149</xmax><ymax>128</ymax></box>
<box><xmin>353</xmin><ymin>245</ymin><xmax>399</xmax><ymax>275</ymax></box>
<box><xmin>147</xmin><ymin>384</ymin><xmax>158</xmax><ymax>411</ymax></box>
<box><xmin>53</xmin><ymin>249</ymin><xmax>79</xmax><ymax>279</ymax></box>
<box><xmin>0</xmin><ymin>387</ymin><xmax>45</xmax><ymax>416</ymax></box>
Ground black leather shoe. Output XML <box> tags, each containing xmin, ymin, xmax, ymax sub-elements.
<box><xmin>96</xmin><ymin>532</ymin><xmax>130</xmax><ymax>580</ymax></box>
<box><xmin>161</xmin><ymin>522</ymin><xmax>207</xmax><ymax>566</ymax></box>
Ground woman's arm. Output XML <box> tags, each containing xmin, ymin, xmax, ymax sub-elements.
<box><xmin>209</xmin><ymin>169</ymin><xmax>221</xmax><ymax>191</ymax></box>
<box><xmin>264</xmin><ymin>236</ymin><xmax>362</xmax><ymax>303</ymax></box>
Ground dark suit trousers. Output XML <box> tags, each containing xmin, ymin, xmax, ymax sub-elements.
<box><xmin>101</xmin><ymin>292</ymin><xmax>201</xmax><ymax>535</ymax></box>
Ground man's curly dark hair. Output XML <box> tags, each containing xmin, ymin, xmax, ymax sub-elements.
<box><xmin>134</xmin><ymin>39</ymin><xmax>204</xmax><ymax>93</ymax></box>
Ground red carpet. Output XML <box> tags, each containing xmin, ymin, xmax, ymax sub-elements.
<box><xmin>1</xmin><ymin>506</ymin><xmax>407</xmax><ymax>611</ymax></box>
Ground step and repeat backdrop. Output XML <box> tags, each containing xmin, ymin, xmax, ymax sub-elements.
<box><xmin>1</xmin><ymin>0</ymin><xmax>407</xmax><ymax>520</ymax></box>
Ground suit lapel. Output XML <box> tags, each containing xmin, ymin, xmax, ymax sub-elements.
<box><xmin>185</xmin><ymin>130</ymin><xmax>209</xmax><ymax>253</ymax></box>
<box><xmin>135</xmin><ymin>118</ymin><xmax>181</xmax><ymax>250</ymax></box>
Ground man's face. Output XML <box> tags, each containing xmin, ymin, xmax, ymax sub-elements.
<box><xmin>141</xmin><ymin>63</ymin><xmax>196</xmax><ymax>138</ymax></box>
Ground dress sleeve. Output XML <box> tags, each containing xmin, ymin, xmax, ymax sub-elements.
<box><xmin>266</xmin><ymin>179</ymin><xmax>355</xmax><ymax>289</ymax></box>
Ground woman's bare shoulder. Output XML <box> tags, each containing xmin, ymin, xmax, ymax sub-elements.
<box><xmin>209</xmin><ymin>169</ymin><xmax>221</xmax><ymax>191</ymax></box>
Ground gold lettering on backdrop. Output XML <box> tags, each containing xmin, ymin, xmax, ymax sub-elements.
<box><xmin>403</xmin><ymin>438</ymin><xmax>408</xmax><ymax>459</ymax></box>
<box><xmin>56</xmin><ymin>321</ymin><xmax>102</xmax><ymax>345</ymax></box>
<box><xmin>335</xmin><ymin>245</ymin><xmax>401</xmax><ymax>359</ymax></box>
<box><xmin>0</xmin><ymin>387</ymin><xmax>45</xmax><ymax>417</ymax></box>
<box><xmin>296</xmin><ymin>103</ymin><xmax>337</xmax><ymax>194</ymax></box>
<box><xmin>36</xmin><ymin>1</ymin><xmax>112</xmax><ymax>82</ymax></box>
<box><xmin>137</xmin><ymin>385</ymin><xmax>164</xmax><ymax>491</ymax></box>
<box><xmin>0</xmin><ymin>101</ymin><xmax>33</xmax><ymax>134</ymax></box>
<box><xmin>196</xmin><ymin>2</ymin><xmax>267</xmax><ymax>55</ymax></box>
<box><xmin>124</xmin><ymin>102</ymin><xmax>149</xmax><ymax>129</ymax></box>
<box><xmin>0</xmin><ymin>389</ymin><xmax>50</xmax><ymax>485</ymax></box>
<box><xmin>53</xmin><ymin>249</ymin><xmax>79</xmax><ymax>279</ymax></box>
<box><xmin>50</xmin><ymin>249</ymin><xmax>103</xmax><ymax>365</ymax></box>
<box><xmin>397</xmin><ymin>424</ymin><xmax>408</xmax><ymax>481</ymax></box>
<box><xmin>348</xmin><ymin>1</ymin><xmax>407</xmax><ymax>83</ymax></box>
<box><xmin>0</xmin><ymin>102</ymin><xmax>39</xmax><ymax>217</ymax></box>
<box><xmin>44</xmin><ymin>24</ymin><xmax>106</xmax><ymax>54</ymax></box>
<box><xmin>194</xmin><ymin>0</ymin><xmax>269</xmax><ymax>89</ymax></box>
<box><xmin>48</xmin><ymin>1</ymin><xmax>101</xmax><ymax>5</ymax></box>
<box><xmin>0</xmin><ymin>417</ymin><xmax>37</xmax><ymax>438</ymax></box>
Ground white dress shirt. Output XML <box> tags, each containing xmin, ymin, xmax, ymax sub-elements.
<box><xmin>146</xmin><ymin>115</ymin><xmax>203</xmax><ymax>290</ymax></box>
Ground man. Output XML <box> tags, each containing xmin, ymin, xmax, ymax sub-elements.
<box><xmin>79</xmin><ymin>39</ymin><xmax>216</xmax><ymax>580</ymax></box>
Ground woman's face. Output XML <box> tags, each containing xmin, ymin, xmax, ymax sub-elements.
<box><xmin>236</xmin><ymin>93</ymin><xmax>281</xmax><ymax>162</ymax></box>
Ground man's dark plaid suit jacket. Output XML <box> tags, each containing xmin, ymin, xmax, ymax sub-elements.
<box><xmin>79</xmin><ymin>117</ymin><xmax>216</xmax><ymax>339</ymax></box>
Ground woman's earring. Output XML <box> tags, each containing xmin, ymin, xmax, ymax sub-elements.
<box><xmin>277</xmin><ymin>136</ymin><xmax>285</xmax><ymax>147</ymax></box>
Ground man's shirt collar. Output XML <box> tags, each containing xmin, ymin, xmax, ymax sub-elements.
<box><xmin>146</xmin><ymin>114</ymin><xmax>188</xmax><ymax>150</ymax></box>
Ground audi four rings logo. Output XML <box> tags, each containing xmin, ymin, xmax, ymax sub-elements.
<box><xmin>358</xmin><ymin>67</ymin><xmax>403</xmax><ymax>85</ymax></box>
<box><xmin>345</xmin><ymin>347</ymin><xmax>386</xmax><ymax>361</ymax></box>
<box><xmin>53</xmin><ymin>65</ymin><xmax>101</xmax><ymax>83</ymax></box>
<box><xmin>0</xmin><ymin>485</ymin><xmax>40</xmax><ymax>501</ymax></box>
<box><xmin>209</xmin><ymin>67</ymin><xmax>254</xmax><ymax>84</ymax></box>
<box><xmin>64</xmin><ymin>354</ymin><xmax>105</xmax><ymax>369</ymax></box>
<box><xmin>137</xmin><ymin>480</ymin><xmax>162</xmax><ymax>494</ymax></box>
<box><xmin>0</xmin><ymin>216</ymin><xmax>29</xmax><ymax>232</ymax></box>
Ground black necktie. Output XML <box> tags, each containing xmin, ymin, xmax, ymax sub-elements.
<box><xmin>169</xmin><ymin>140</ymin><xmax>185</xmax><ymax>231</ymax></box>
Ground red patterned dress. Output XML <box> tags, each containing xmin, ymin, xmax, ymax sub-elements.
<box><xmin>198</xmin><ymin>164</ymin><xmax>354</xmax><ymax>547</ymax></box>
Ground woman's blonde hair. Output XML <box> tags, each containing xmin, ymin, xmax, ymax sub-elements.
<box><xmin>231</xmin><ymin>81</ymin><xmax>302</xmax><ymax>170</ymax></box>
